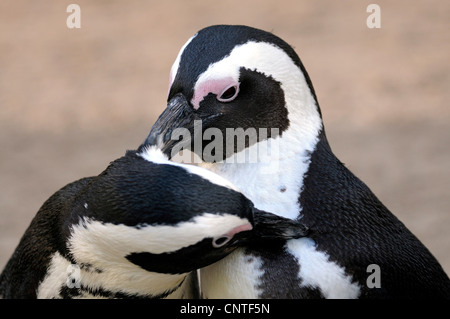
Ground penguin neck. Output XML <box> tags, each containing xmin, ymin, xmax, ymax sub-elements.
<box><xmin>198</xmin><ymin>125</ymin><xmax>323</xmax><ymax>220</ymax></box>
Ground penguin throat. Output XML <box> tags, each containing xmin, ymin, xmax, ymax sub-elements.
<box><xmin>198</xmin><ymin>127</ymin><xmax>321</xmax><ymax>220</ymax></box>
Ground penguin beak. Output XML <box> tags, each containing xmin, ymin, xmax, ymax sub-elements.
<box><xmin>213</xmin><ymin>209</ymin><xmax>308</xmax><ymax>249</ymax></box>
<box><xmin>251</xmin><ymin>208</ymin><xmax>309</xmax><ymax>241</ymax></box>
<box><xmin>143</xmin><ymin>94</ymin><xmax>199</xmax><ymax>157</ymax></box>
<box><xmin>143</xmin><ymin>93</ymin><xmax>220</xmax><ymax>158</ymax></box>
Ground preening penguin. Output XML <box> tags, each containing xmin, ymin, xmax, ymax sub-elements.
<box><xmin>145</xmin><ymin>25</ymin><xmax>450</xmax><ymax>298</ymax></box>
<box><xmin>0</xmin><ymin>146</ymin><xmax>307</xmax><ymax>299</ymax></box>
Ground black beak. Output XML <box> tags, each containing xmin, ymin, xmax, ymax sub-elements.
<box><xmin>226</xmin><ymin>207</ymin><xmax>308</xmax><ymax>251</ymax></box>
<box><xmin>141</xmin><ymin>94</ymin><xmax>200</xmax><ymax>157</ymax></box>
<box><xmin>250</xmin><ymin>208</ymin><xmax>309</xmax><ymax>241</ymax></box>
<box><xmin>141</xmin><ymin>93</ymin><xmax>222</xmax><ymax>158</ymax></box>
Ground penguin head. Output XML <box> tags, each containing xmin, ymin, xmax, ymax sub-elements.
<box><xmin>65</xmin><ymin>147</ymin><xmax>306</xmax><ymax>276</ymax></box>
<box><xmin>143</xmin><ymin>25</ymin><xmax>323</xmax><ymax>162</ymax></box>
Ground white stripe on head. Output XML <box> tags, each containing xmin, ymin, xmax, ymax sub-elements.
<box><xmin>68</xmin><ymin>213</ymin><xmax>250</xmax><ymax>259</ymax></box>
<box><xmin>168</xmin><ymin>34</ymin><xmax>197</xmax><ymax>95</ymax></box>
<box><xmin>192</xmin><ymin>41</ymin><xmax>321</xmax><ymax>130</ymax></box>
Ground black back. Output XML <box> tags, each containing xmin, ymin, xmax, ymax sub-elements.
<box><xmin>70</xmin><ymin>151</ymin><xmax>252</xmax><ymax>228</ymax></box>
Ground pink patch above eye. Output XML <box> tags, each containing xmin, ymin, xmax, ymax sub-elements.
<box><xmin>192</xmin><ymin>77</ymin><xmax>238</xmax><ymax>109</ymax></box>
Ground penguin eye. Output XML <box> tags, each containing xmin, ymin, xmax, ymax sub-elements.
<box><xmin>212</xmin><ymin>235</ymin><xmax>232</xmax><ymax>248</ymax></box>
<box><xmin>217</xmin><ymin>84</ymin><xmax>239</xmax><ymax>102</ymax></box>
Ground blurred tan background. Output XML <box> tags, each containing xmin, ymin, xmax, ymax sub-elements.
<box><xmin>1</xmin><ymin>0</ymin><xmax>449</xmax><ymax>277</ymax></box>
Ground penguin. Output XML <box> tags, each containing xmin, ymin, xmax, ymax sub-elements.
<box><xmin>0</xmin><ymin>145</ymin><xmax>307</xmax><ymax>299</ymax></box>
<box><xmin>143</xmin><ymin>25</ymin><xmax>450</xmax><ymax>298</ymax></box>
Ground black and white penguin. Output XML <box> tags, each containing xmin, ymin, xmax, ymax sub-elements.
<box><xmin>0</xmin><ymin>145</ymin><xmax>307</xmax><ymax>299</ymax></box>
<box><xmin>144</xmin><ymin>25</ymin><xmax>450</xmax><ymax>298</ymax></box>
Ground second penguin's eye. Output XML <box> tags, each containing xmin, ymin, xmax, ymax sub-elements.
<box><xmin>217</xmin><ymin>84</ymin><xmax>239</xmax><ymax>102</ymax></box>
<box><xmin>212</xmin><ymin>235</ymin><xmax>232</xmax><ymax>248</ymax></box>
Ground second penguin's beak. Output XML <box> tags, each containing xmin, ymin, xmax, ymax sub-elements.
<box><xmin>251</xmin><ymin>209</ymin><xmax>309</xmax><ymax>241</ymax></box>
<box><xmin>224</xmin><ymin>207</ymin><xmax>309</xmax><ymax>249</ymax></box>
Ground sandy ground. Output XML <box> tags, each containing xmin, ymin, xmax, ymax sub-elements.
<box><xmin>1</xmin><ymin>1</ymin><xmax>449</xmax><ymax>282</ymax></box>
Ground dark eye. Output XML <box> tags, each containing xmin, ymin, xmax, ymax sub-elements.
<box><xmin>217</xmin><ymin>84</ymin><xmax>239</xmax><ymax>102</ymax></box>
<box><xmin>212</xmin><ymin>235</ymin><xmax>232</xmax><ymax>248</ymax></box>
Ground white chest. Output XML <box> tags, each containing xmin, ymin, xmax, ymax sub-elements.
<box><xmin>198</xmin><ymin>140</ymin><xmax>308</xmax><ymax>220</ymax></box>
<box><xmin>198</xmin><ymin>141</ymin><xmax>360</xmax><ymax>298</ymax></box>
